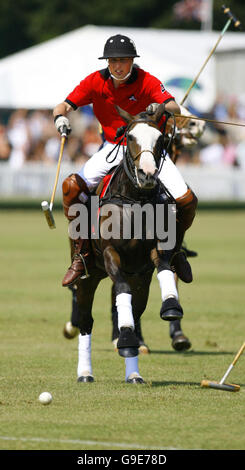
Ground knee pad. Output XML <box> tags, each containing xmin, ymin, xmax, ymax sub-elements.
<box><xmin>176</xmin><ymin>188</ymin><xmax>198</xmax><ymax>230</ymax></box>
<box><xmin>62</xmin><ymin>173</ymin><xmax>90</xmax><ymax>220</ymax></box>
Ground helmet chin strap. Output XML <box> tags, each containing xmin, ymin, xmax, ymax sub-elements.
<box><xmin>108</xmin><ymin>62</ymin><xmax>133</xmax><ymax>81</ymax></box>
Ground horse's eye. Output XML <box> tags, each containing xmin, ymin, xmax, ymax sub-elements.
<box><xmin>128</xmin><ymin>134</ymin><xmax>134</xmax><ymax>142</ymax></box>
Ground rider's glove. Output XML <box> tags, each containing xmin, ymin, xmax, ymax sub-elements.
<box><xmin>146</xmin><ymin>103</ymin><xmax>161</xmax><ymax>115</ymax></box>
<box><xmin>54</xmin><ymin>115</ymin><xmax>71</xmax><ymax>135</ymax></box>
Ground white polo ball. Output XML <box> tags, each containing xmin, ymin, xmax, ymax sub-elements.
<box><xmin>39</xmin><ymin>392</ymin><xmax>52</xmax><ymax>405</ymax></box>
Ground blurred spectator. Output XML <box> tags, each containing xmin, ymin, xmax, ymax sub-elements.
<box><xmin>212</xmin><ymin>93</ymin><xmax>228</xmax><ymax>121</ymax></box>
<box><xmin>0</xmin><ymin>95</ymin><xmax>245</xmax><ymax>169</ymax></box>
<box><xmin>235</xmin><ymin>141</ymin><xmax>245</xmax><ymax>169</ymax></box>
<box><xmin>0</xmin><ymin>124</ymin><xmax>11</xmax><ymax>162</ymax></box>
<box><xmin>82</xmin><ymin>122</ymin><xmax>103</xmax><ymax>158</ymax></box>
<box><xmin>7</xmin><ymin>109</ymin><xmax>30</xmax><ymax>168</ymax></box>
<box><xmin>199</xmin><ymin>128</ymin><xmax>237</xmax><ymax>167</ymax></box>
<box><xmin>0</xmin><ymin>107</ymin><xmax>102</xmax><ymax>167</ymax></box>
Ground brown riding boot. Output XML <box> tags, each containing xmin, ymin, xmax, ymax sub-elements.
<box><xmin>62</xmin><ymin>238</ymin><xmax>92</xmax><ymax>287</ymax></box>
<box><xmin>62</xmin><ymin>173</ymin><xmax>93</xmax><ymax>287</ymax></box>
<box><xmin>171</xmin><ymin>188</ymin><xmax>198</xmax><ymax>283</ymax></box>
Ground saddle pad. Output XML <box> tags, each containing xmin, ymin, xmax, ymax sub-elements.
<box><xmin>100</xmin><ymin>173</ymin><xmax>113</xmax><ymax>200</ymax></box>
<box><xmin>91</xmin><ymin>170</ymin><xmax>116</xmax><ymax>238</ymax></box>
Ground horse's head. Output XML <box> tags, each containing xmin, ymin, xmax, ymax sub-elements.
<box><xmin>116</xmin><ymin>103</ymin><xmax>166</xmax><ymax>190</ymax></box>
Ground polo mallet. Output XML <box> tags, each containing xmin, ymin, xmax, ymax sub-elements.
<box><xmin>201</xmin><ymin>341</ymin><xmax>245</xmax><ymax>392</ymax></box>
<box><xmin>41</xmin><ymin>126</ymin><xmax>68</xmax><ymax>229</ymax></box>
<box><xmin>180</xmin><ymin>5</ymin><xmax>241</xmax><ymax>106</ymax></box>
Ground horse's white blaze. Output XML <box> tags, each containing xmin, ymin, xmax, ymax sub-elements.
<box><xmin>130</xmin><ymin>123</ymin><xmax>161</xmax><ymax>175</ymax></box>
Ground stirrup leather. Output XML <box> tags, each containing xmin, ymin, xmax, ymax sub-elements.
<box><xmin>74</xmin><ymin>252</ymin><xmax>90</xmax><ymax>279</ymax></box>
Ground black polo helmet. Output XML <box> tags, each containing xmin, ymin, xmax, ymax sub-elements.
<box><xmin>98</xmin><ymin>34</ymin><xmax>140</xmax><ymax>59</ymax></box>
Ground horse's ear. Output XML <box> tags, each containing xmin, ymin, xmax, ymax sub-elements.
<box><xmin>115</xmin><ymin>106</ymin><xmax>134</xmax><ymax>124</ymax></box>
<box><xmin>153</xmin><ymin>103</ymin><xmax>166</xmax><ymax>123</ymax></box>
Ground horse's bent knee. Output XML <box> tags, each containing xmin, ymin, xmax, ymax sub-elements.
<box><xmin>103</xmin><ymin>246</ymin><xmax>131</xmax><ymax>296</ymax></box>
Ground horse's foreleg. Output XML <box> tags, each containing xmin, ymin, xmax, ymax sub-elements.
<box><xmin>76</xmin><ymin>274</ymin><xmax>103</xmax><ymax>382</ymax></box>
<box><xmin>170</xmin><ymin>319</ymin><xmax>191</xmax><ymax>351</ymax></box>
<box><xmin>103</xmin><ymin>246</ymin><xmax>139</xmax><ymax>359</ymax></box>
<box><xmin>168</xmin><ymin>275</ymin><xmax>191</xmax><ymax>351</ymax></box>
<box><xmin>103</xmin><ymin>246</ymin><xmax>134</xmax><ymax>330</ymax></box>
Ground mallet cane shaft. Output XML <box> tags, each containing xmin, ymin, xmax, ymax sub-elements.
<box><xmin>180</xmin><ymin>5</ymin><xmax>241</xmax><ymax>106</ymax></box>
<box><xmin>174</xmin><ymin>113</ymin><xmax>245</xmax><ymax>128</ymax></box>
<box><xmin>41</xmin><ymin>127</ymin><xmax>67</xmax><ymax>229</ymax></box>
<box><xmin>219</xmin><ymin>341</ymin><xmax>245</xmax><ymax>385</ymax></box>
<box><xmin>50</xmin><ymin>133</ymin><xmax>66</xmax><ymax>211</ymax></box>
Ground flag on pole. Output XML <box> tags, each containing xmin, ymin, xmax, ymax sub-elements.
<box><xmin>173</xmin><ymin>0</ymin><xmax>213</xmax><ymax>29</ymax></box>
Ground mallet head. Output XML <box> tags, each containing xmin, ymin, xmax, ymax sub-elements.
<box><xmin>41</xmin><ymin>200</ymin><xmax>56</xmax><ymax>229</ymax></box>
<box><xmin>201</xmin><ymin>379</ymin><xmax>240</xmax><ymax>392</ymax></box>
<box><xmin>222</xmin><ymin>5</ymin><xmax>241</xmax><ymax>29</ymax></box>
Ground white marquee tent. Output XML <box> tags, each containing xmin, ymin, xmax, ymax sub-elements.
<box><xmin>0</xmin><ymin>24</ymin><xmax>245</xmax><ymax>112</ymax></box>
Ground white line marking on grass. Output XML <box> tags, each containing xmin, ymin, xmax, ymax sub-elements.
<box><xmin>0</xmin><ymin>436</ymin><xmax>178</xmax><ymax>450</ymax></box>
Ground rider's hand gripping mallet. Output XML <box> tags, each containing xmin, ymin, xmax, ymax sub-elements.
<box><xmin>41</xmin><ymin>126</ymin><xmax>68</xmax><ymax>229</ymax></box>
<box><xmin>201</xmin><ymin>341</ymin><xmax>245</xmax><ymax>392</ymax></box>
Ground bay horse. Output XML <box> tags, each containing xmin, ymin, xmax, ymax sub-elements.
<box><xmin>72</xmin><ymin>103</ymin><xmax>184</xmax><ymax>384</ymax></box>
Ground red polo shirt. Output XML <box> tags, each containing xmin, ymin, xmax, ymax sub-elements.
<box><xmin>65</xmin><ymin>66</ymin><xmax>175</xmax><ymax>143</ymax></box>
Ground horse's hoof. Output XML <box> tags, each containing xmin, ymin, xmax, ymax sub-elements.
<box><xmin>118</xmin><ymin>347</ymin><xmax>139</xmax><ymax>357</ymax></box>
<box><xmin>160</xmin><ymin>297</ymin><xmax>183</xmax><ymax>321</ymax></box>
<box><xmin>126</xmin><ymin>373</ymin><xmax>145</xmax><ymax>384</ymax></box>
<box><xmin>172</xmin><ymin>333</ymin><xmax>191</xmax><ymax>351</ymax></box>
<box><xmin>77</xmin><ymin>374</ymin><xmax>94</xmax><ymax>383</ymax></box>
<box><xmin>63</xmin><ymin>321</ymin><xmax>79</xmax><ymax>339</ymax></box>
<box><xmin>112</xmin><ymin>338</ymin><xmax>118</xmax><ymax>351</ymax></box>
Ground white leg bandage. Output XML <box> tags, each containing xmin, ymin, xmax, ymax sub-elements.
<box><xmin>77</xmin><ymin>333</ymin><xmax>92</xmax><ymax>377</ymax></box>
<box><xmin>116</xmin><ymin>293</ymin><xmax>134</xmax><ymax>330</ymax></box>
<box><xmin>157</xmin><ymin>270</ymin><xmax>178</xmax><ymax>302</ymax></box>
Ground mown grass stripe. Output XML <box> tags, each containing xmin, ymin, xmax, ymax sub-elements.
<box><xmin>0</xmin><ymin>436</ymin><xmax>178</xmax><ymax>450</ymax></box>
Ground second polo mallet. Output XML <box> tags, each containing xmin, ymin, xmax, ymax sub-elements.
<box><xmin>201</xmin><ymin>341</ymin><xmax>245</xmax><ymax>392</ymax></box>
<box><xmin>180</xmin><ymin>5</ymin><xmax>241</xmax><ymax>106</ymax></box>
<box><xmin>41</xmin><ymin>126</ymin><xmax>68</xmax><ymax>229</ymax></box>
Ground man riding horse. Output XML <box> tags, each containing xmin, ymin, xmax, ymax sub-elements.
<box><xmin>63</xmin><ymin>107</ymin><xmax>204</xmax><ymax>353</ymax></box>
<box><xmin>53</xmin><ymin>34</ymin><xmax>198</xmax><ymax>297</ymax></box>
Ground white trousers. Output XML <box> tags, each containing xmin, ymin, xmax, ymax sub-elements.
<box><xmin>78</xmin><ymin>141</ymin><xmax>187</xmax><ymax>199</ymax></box>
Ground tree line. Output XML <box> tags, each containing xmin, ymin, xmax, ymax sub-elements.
<box><xmin>0</xmin><ymin>0</ymin><xmax>244</xmax><ymax>59</ymax></box>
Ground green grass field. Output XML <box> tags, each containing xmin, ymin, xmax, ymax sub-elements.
<box><xmin>0</xmin><ymin>208</ymin><xmax>245</xmax><ymax>450</ymax></box>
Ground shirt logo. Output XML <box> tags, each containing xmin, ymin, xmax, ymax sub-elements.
<box><xmin>129</xmin><ymin>95</ymin><xmax>137</xmax><ymax>101</ymax></box>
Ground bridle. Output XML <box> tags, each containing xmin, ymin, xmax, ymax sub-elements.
<box><xmin>123</xmin><ymin>118</ymin><xmax>166</xmax><ymax>189</ymax></box>
<box><xmin>106</xmin><ymin>111</ymin><xmax>176</xmax><ymax>190</ymax></box>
